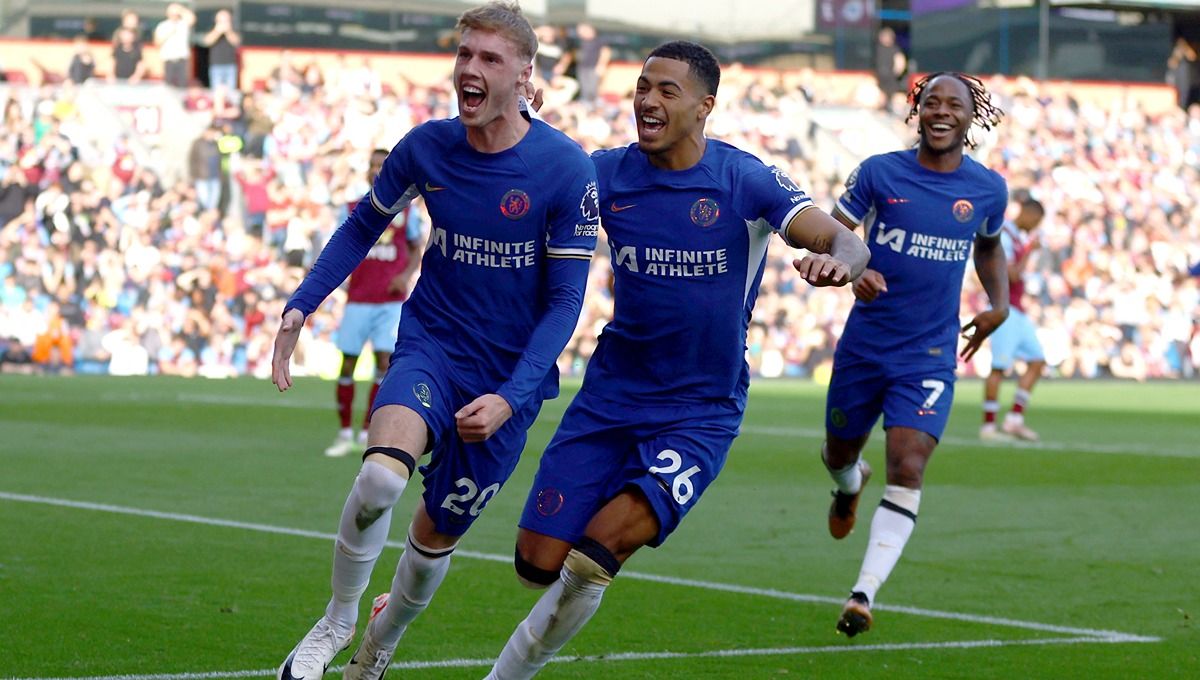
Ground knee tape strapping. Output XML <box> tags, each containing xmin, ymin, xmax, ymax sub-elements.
<box><xmin>565</xmin><ymin>537</ymin><xmax>619</xmax><ymax>587</ymax></box>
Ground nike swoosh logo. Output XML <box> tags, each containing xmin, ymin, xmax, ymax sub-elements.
<box><xmin>610</xmin><ymin>202</ymin><xmax>636</xmax><ymax>212</ymax></box>
<box><xmin>424</xmin><ymin>182</ymin><xmax>446</xmax><ymax>192</ymax></box>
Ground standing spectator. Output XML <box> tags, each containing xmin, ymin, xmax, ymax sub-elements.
<box><xmin>1168</xmin><ymin>38</ymin><xmax>1198</xmax><ymax>110</ymax></box>
<box><xmin>216</xmin><ymin>124</ymin><xmax>244</xmax><ymax>217</ymax></box>
<box><xmin>241</xmin><ymin>94</ymin><xmax>272</xmax><ymax>158</ymax></box>
<box><xmin>188</xmin><ymin>125</ymin><xmax>222</xmax><ymax>212</ymax></box>
<box><xmin>67</xmin><ymin>36</ymin><xmax>96</xmax><ymax>84</ymax></box>
<box><xmin>236</xmin><ymin>158</ymin><xmax>271</xmax><ymax>241</ymax></box>
<box><xmin>873</xmin><ymin>27</ymin><xmax>906</xmax><ymax>112</ymax></box>
<box><xmin>571</xmin><ymin>23</ymin><xmax>610</xmax><ymax>105</ymax></box>
<box><xmin>155</xmin><ymin>3</ymin><xmax>196</xmax><ymax>88</ymax></box>
<box><xmin>203</xmin><ymin>9</ymin><xmax>241</xmax><ymax>94</ymax></box>
<box><xmin>110</xmin><ymin>28</ymin><xmax>146</xmax><ymax>83</ymax></box>
<box><xmin>533</xmin><ymin>25</ymin><xmax>570</xmax><ymax>85</ymax></box>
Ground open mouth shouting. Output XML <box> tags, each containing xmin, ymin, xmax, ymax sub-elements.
<box><xmin>461</xmin><ymin>83</ymin><xmax>486</xmax><ymax>115</ymax></box>
<box><xmin>638</xmin><ymin>113</ymin><xmax>666</xmax><ymax>141</ymax></box>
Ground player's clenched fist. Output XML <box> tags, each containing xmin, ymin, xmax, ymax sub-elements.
<box><xmin>793</xmin><ymin>253</ymin><xmax>852</xmax><ymax>287</ymax></box>
<box><xmin>271</xmin><ymin>307</ymin><xmax>305</xmax><ymax>392</ymax></box>
<box><xmin>455</xmin><ymin>394</ymin><xmax>514</xmax><ymax>443</ymax></box>
<box><xmin>851</xmin><ymin>268</ymin><xmax>888</xmax><ymax>303</ymax></box>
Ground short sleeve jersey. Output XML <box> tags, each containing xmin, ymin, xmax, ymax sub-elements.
<box><xmin>344</xmin><ymin>204</ymin><xmax>420</xmax><ymax>304</ymax></box>
<box><xmin>1000</xmin><ymin>220</ymin><xmax>1031</xmax><ymax>312</ymax></box>
<box><xmin>584</xmin><ymin>141</ymin><xmax>814</xmax><ymax>409</ymax></box>
<box><xmin>835</xmin><ymin>148</ymin><xmax>1008</xmax><ymax>365</ymax></box>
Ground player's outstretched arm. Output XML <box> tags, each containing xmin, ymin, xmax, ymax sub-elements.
<box><xmin>960</xmin><ymin>233</ymin><xmax>1010</xmax><ymax>361</ymax></box>
<box><xmin>785</xmin><ymin>208</ymin><xmax>870</xmax><ymax>287</ymax></box>
<box><xmin>288</xmin><ymin>197</ymin><xmax>410</xmax><ymax>315</ymax></box>
<box><xmin>271</xmin><ymin>307</ymin><xmax>305</xmax><ymax>392</ymax></box>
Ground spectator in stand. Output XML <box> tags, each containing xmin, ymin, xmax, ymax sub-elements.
<box><xmin>74</xmin><ymin>308</ymin><xmax>112</xmax><ymax>374</ymax></box>
<box><xmin>873</xmin><ymin>27</ymin><xmax>906</xmax><ymax>112</ymax></box>
<box><xmin>236</xmin><ymin>157</ymin><xmax>272</xmax><ymax>241</ymax></box>
<box><xmin>571</xmin><ymin>23</ymin><xmax>610</xmax><ymax>105</ymax></box>
<box><xmin>1168</xmin><ymin>37</ymin><xmax>1199</xmax><ymax>110</ymax></box>
<box><xmin>155</xmin><ymin>3</ymin><xmax>197</xmax><ymax>88</ymax></box>
<box><xmin>188</xmin><ymin>125</ymin><xmax>222</xmax><ymax>212</ymax></box>
<box><xmin>67</xmin><ymin>36</ymin><xmax>95</xmax><ymax>85</ymax></box>
<box><xmin>203</xmin><ymin>9</ymin><xmax>241</xmax><ymax>94</ymax></box>
<box><xmin>110</xmin><ymin>28</ymin><xmax>146</xmax><ymax>83</ymax></box>
<box><xmin>0</xmin><ymin>50</ymin><xmax>1195</xmax><ymax>382</ymax></box>
<box><xmin>0</xmin><ymin>164</ymin><xmax>33</xmax><ymax>227</ymax></box>
<box><xmin>31</xmin><ymin>301</ymin><xmax>73</xmax><ymax>373</ymax></box>
<box><xmin>533</xmin><ymin>25</ymin><xmax>571</xmax><ymax>84</ymax></box>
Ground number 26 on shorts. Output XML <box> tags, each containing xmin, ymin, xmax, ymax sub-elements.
<box><xmin>648</xmin><ymin>449</ymin><xmax>701</xmax><ymax>505</ymax></box>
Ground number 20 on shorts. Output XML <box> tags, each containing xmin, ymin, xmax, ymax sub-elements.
<box><xmin>441</xmin><ymin>477</ymin><xmax>501</xmax><ymax>517</ymax></box>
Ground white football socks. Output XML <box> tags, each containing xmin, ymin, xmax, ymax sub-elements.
<box><xmin>325</xmin><ymin>461</ymin><xmax>409</xmax><ymax>634</ymax></box>
<box><xmin>368</xmin><ymin>532</ymin><xmax>455</xmax><ymax>648</ymax></box>
<box><xmin>486</xmin><ymin>552</ymin><xmax>612</xmax><ymax>680</ymax></box>
<box><xmin>852</xmin><ymin>485</ymin><xmax>921</xmax><ymax>605</ymax></box>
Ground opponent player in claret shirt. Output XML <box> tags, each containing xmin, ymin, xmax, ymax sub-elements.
<box><xmin>981</xmin><ymin>195</ymin><xmax>1047</xmax><ymax>442</ymax></box>
<box><xmin>820</xmin><ymin>72</ymin><xmax>1011</xmax><ymax>637</ymax></box>
<box><xmin>324</xmin><ymin>148</ymin><xmax>423</xmax><ymax>459</ymax></box>
<box><xmin>268</xmin><ymin>4</ymin><xmax>598</xmax><ymax>679</ymax></box>
<box><xmin>483</xmin><ymin>41</ymin><xmax>870</xmax><ymax>680</ymax></box>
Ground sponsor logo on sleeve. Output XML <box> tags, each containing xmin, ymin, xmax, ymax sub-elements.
<box><xmin>579</xmin><ymin>180</ymin><xmax>599</xmax><ymax>221</ymax></box>
<box><xmin>772</xmin><ymin>166</ymin><xmax>801</xmax><ymax>192</ymax></box>
<box><xmin>844</xmin><ymin>165</ymin><xmax>861</xmax><ymax>191</ymax></box>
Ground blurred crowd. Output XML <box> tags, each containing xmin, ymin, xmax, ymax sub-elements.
<box><xmin>1</xmin><ymin>22</ymin><xmax>1197</xmax><ymax>382</ymax></box>
<box><xmin>959</xmin><ymin>78</ymin><xmax>1200</xmax><ymax>380</ymax></box>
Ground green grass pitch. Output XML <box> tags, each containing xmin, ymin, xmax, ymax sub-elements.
<box><xmin>1</xmin><ymin>375</ymin><xmax>1197</xmax><ymax>679</ymax></box>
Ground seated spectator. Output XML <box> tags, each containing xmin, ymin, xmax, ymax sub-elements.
<box><xmin>31</xmin><ymin>301</ymin><xmax>74</xmax><ymax>373</ymax></box>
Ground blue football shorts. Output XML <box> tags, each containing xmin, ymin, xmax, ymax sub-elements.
<box><xmin>335</xmin><ymin>301</ymin><xmax>404</xmax><ymax>356</ymax></box>
<box><xmin>519</xmin><ymin>389</ymin><xmax>743</xmax><ymax>548</ymax></box>
<box><xmin>373</xmin><ymin>326</ymin><xmax>541</xmax><ymax>537</ymax></box>
<box><xmin>825</xmin><ymin>346</ymin><xmax>956</xmax><ymax>442</ymax></box>
<box><xmin>988</xmin><ymin>308</ymin><xmax>1044</xmax><ymax>371</ymax></box>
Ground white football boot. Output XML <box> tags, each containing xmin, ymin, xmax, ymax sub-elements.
<box><xmin>278</xmin><ymin>617</ymin><xmax>354</xmax><ymax>680</ymax></box>
<box><xmin>343</xmin><ymin>594</ymin><xmax>394</xmax><ymax>680</ymax></box>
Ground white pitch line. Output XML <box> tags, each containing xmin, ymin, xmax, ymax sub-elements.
<box><xmin>0</xmin><ymin>492</ymin><xmax>1158</xmax><ymax>644</ymax></box>
<box><xmin>3</xmin><ymin>634</ymin><xmax>1159</xmax><ymax>680</ymax></box>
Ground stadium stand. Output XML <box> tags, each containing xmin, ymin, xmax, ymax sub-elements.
<box><xmin>0</xmin><ymin>33</ymin><xmax>1197</xmax><ymax>381</ymax></box>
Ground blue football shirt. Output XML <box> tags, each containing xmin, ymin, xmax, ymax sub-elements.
<box><xmin>835</xmin><ymin>148</ymin><xmax>1008</xmax><ymax>365</ymax></box>
<box><xmin>289</xmin><ymin>118</ymin><xmax>599</xmax><ymax>410</ymax></box>
<box><xmin>583</xmin><ymin>140</ymin><xmax>814</xmax><ymax>408</ymax></box>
